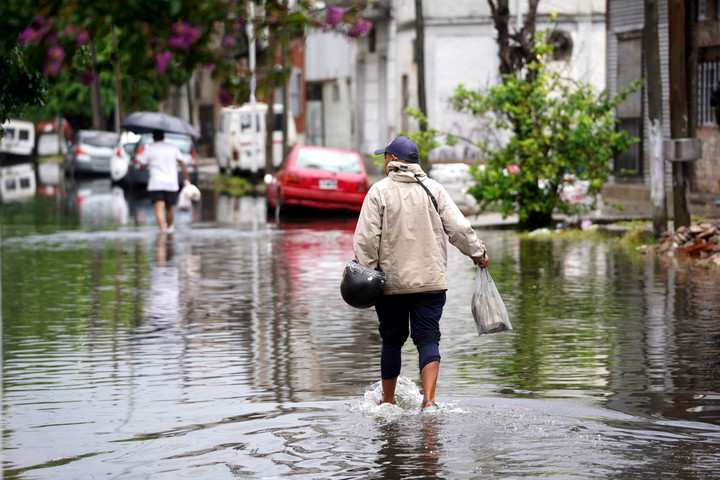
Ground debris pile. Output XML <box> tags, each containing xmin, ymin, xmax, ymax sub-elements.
<box><xmin>641</xmin><ymin>221</ymin><xmax>720</xmax><ymax>265</ymax></box>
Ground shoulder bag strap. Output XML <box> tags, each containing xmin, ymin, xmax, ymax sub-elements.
<box><xmin>414</xmin><ymin>175</ymin><xmax>439</xmax><ymax>212</ymax></box>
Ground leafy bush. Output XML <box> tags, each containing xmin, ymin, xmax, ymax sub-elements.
<box><xmin>451</xmin><ymin>33</ymin><xmax>642</xmax><ymax>230</ymax></box>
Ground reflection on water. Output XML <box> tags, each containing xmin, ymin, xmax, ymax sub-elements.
<box><xmin>2</xmin><ymin>187</ymin><xmax>720</xmax><ymax>478</ymax></box>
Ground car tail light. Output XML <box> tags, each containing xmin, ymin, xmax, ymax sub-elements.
<box><xmin>115</xmin><ymin>147</ymin><xmax>122</xmax><ymax>157</ymax></box>
<box><xmin>134</xmin><ymin>145</ymin><xmax>143</xmax><ymax>164</ymax></box>
<box><xmin>75</xmin><ymin>145</ymin><xmax>84</xmax><ymax>155</ymax></box>
<box><xmin>189</xmin><ymin>149</ymin><xmax>197</xmax><ymax>168</ymax></box>
<box><xmin>284</xmin><ymin>171</ymin><xmax>299</xmax><ymax>184</ymax></box>
<box><xmin>357</xmin><ymin>179</ymin><xmax>369</xmax><ymax>191</ymax></box>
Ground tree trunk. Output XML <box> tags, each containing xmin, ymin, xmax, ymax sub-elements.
<box><xmin>487</xmin><ymin>0</ymin><xmax>540</xmax><ymax>82</ymax></box>
<box><xmin>488</xmin><ymin>0</ymin><xmax>513</xmax><ymax>78</ymax></box>
<box><xmin>90</xmin><ymin>41</ymin><xmax>105</xmax><ymax>131</ymax></box>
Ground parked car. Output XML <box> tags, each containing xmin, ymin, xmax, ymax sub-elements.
<box><xmin>64</xmin><ymin>130</ymin><xmax>119</xmax><ymax>176</ymax></box>
<box><xmin>264</xmin><ymin>145</ymin><xmax>369</xmax><ymax>215</ymax></box>
<box><xmin>124</xmin><ymin>132</ymin><xmax>198</xmax><ymax>186</ymax></box>
<box><xmin>110</xmin><ymin>131</ymin><xmax>141</xmax><ymax>183</ymax></box>
<box><xmin>1</xmin><ymin>119</ymin><xmax>36</xmax><ymax>165</ymax></box>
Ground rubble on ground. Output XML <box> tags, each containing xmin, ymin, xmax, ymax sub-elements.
<box><xmin>638</xmin><ymin>221</ymin><xmax>720</xmax><ymax>265</ymax></box>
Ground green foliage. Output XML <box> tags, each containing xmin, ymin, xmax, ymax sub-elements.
<box><xmin>211</xmin><ymin>174</ymin><xmax>253</xmax><ymax>196</ymax></box>
<box><xmin>401</xmin><ymin>108</ymin><xmax>457</xmax><ymax>171</ymax></box>
<box><xmin>402</xmin><ymin>108</ymin><xmax>440</xmax><ymax>159</ymax></box>
<box><xmin>451</xmin><ymin>32</ymin><xmax>642</xmax><ymax>231</ymax></box>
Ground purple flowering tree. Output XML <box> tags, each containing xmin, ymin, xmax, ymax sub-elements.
<box><xmin>1</xmin><ymin>0</ymin><xmax>373</xmax><ymax>125</ymax></box>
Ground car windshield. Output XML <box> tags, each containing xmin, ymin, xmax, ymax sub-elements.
<box><xmin>81</xmin><ymin>132</ymin><xmax>119</xmax><ymax>148</ymax></box>
<box><xmin>165</xmin><ymin>135</ymin><xmax>193</xmax><ymax>153</ymax></box>
<box><xmin>295</xmin><ymin>149</ymin><xmax>362</xmax><ymax>174</ymax></box>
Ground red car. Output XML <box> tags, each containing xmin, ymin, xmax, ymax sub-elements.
<box><xmin>265</xmin><ymin>145</ymin><xmax>369</xmax><ymax>214</ymax></box>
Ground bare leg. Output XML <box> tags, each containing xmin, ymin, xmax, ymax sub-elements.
<box><xmin>154</xmin><ymin>201</ymin><xmax>166</xmax><ymax>231</ymax></box>
<box><xmin>381</xmin><ymin>377</ymin><xmax>397</xmax><ymax>404</ymax></box>
<box><xmin>421</xmin><ymin>361</ymin><xmax>440</xmax><ymax>404</ymax></box>
<box><xmin>166</xmin><ymin>204</ymin><xmax>175</xmax><ymax>230</ymax></box>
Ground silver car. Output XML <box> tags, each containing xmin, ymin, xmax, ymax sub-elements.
<box><xmin>64</xmin><ymin>130</ymin><xmax>119</xmax><ymax>176</ymax></box>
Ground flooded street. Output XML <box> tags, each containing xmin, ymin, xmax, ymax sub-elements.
<box><xmin>2</xmin><ymin>176</ymin><xmax>720</xmax><ymax>479</ymax></box>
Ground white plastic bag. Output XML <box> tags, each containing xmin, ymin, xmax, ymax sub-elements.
<box><xmin>177</xmin><ymin>183</ymin><xmax>200</xmax><ymax>212</ymax></box>
<box><xmin>177</xmin><ymin>186</ymin><xmax>192</xmax><ymax>211</ymax></box>
<box><xmin>471</xmin><ymin>268</ymin><xmax>512</xmax><ymax>335</ymax></box>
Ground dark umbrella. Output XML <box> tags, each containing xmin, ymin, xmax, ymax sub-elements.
<box><xmin>120</xmin><ymin>111</ymin><xmax>200</xmax><ymax>138</ymax></box>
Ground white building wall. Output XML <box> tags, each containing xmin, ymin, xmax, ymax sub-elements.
<box><xmin>305</xmin><ymin>31</ymin><xmax>354</xmax><ymax>149</ymax></box>
<box><xmin>307</xmin><ymin>0</ymin><xmax>608</xmax><ymax>162</ymax></box>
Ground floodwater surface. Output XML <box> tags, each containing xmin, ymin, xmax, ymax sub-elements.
<box><xmin>2</xmin><ymin>181</ymin><xmax>720</xmax><ymax>479</ymax></box>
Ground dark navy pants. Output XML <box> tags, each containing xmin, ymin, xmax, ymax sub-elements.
<box><xmin>374</xmin><ymin>292</ymin><xmax>447</xmax><ymax>379</ymax></box>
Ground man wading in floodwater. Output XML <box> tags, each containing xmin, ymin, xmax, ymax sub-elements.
<box><xmin>353</xmin><ymin>136</ymin><xmax>489</xmax><ymax>412</ymax></box>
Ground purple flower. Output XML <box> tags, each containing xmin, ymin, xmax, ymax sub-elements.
<box><xmin>79</xmin><ymin>70</ymin><xmax>97</xmax><ymax>85</ymax></box>
<box><xmin>33</xmin><ymin>14</ymin><xmax>45</xmax><ymax>27</ymax></box>
<box><xmin>171</xmin><ymin>22</ymin><xmax>189</xmax><ymax>36</ymax></box>
<box><xmin>43</xmin><ymin>59</ymin><xmax>62</xmax><ymax>77</ymax></box>
<box><xmin>47</xmin><ymin>45</ymin><xmax>65</xmax><ymax>63</ymax></box>
<box><xmin>221</xmin><ymin>36</ymin><xmax>237</xmax><ymax>49</ymax></box>
<box><xmin>326</xmin><ymin>6</ymin><xmax>344</xmax><ymax>27</ymax></box>
<box><xmin>218</xmin><ymin>89</ymin><xmax>234</xmax><ymax>106</ymax></box>
<box><xmin>186</xmin><ymin>26</ymin><xmax>200</xmax><ymax>44</ymax></box>
<box><xmin>169</xmin><ymin>22</ymin><xmax>200</xmax><ymax>50</ymax></box>
<box><xmin>64</xmin><ymin>24</ymin><xmax>75</xmax><ymax>36</ymax></box>
<box><xmin>169</xmin><ymin>36</ymin><xmax>190</xmax><ymax>50</ymax></box>
<box><xmin>155</xmin><ymin>51</ymin><xmax>171</xmax><ymax>73</ymax></box>
<box><xmin>18</xmin><ymin>27</ymin><xmax>35</xmax><ymax>43</ymax></box>
<box><xmin>42</xmin><ymin>46</ymin><xmax>64</xmax><ymax>77</ymax></box>
<box><xmin>76</xmin><ymin>29</ymin><xmax>89</xmax><ymax>46</ymax></box>
<box><xmin>348</xmin><ymin>19</ymin><xmax>372</xmax><ymax>38</ymax></box>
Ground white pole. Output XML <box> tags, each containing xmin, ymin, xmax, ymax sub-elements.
<box><xmin>248</xmin><ymin>2</ymin><xmax>258</xmax><ymax>175</ymax></box>
<box><xmin>515</xmin><ymin>0</ymin><xmax>522</xmax><ymax>31</ymax></box>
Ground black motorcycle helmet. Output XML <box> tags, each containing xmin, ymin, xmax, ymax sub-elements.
<box><xmin>340</xmin><ymin>259</ymin><xmax>386</xmax><ymax>309</ymax></box>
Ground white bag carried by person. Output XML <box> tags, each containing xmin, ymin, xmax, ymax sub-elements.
<box><xmin>178</xmin><ymin>183</ymin><xmax>201</xmax><ymax>211</ymax></box>
<box><xmin>471</xmin><ymin>268</ymin><xmax>512</xmax><ymax>335</ymax></box>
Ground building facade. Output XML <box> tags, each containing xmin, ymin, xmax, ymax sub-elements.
<box><xmin>306</xmin><ymin>0</ymin><xmax>607</xmax><ymax>173</ymax></box>
<box><xmin>606</xmin><ymin>0</ymin><xmax>720</xmax><ymax>215</ymax></box>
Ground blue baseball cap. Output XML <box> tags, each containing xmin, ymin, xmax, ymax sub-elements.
<box><xmin>373</xmin><ymin>136</ymin><xmax>420</xmax><ymax>163</ymax></box>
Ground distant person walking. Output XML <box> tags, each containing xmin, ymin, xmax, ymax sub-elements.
<box><xmin>138</xmin><ymin>130</ymin><xmax>190</xmax><ymax>233</ymax></box>
<box><xmin>353</xmin><ymin>136</ymin><xmax>489</xmax><ymax>412</ymax></box>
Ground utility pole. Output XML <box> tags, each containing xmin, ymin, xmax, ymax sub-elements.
<box><xmin>667</xmin><ymin>0</ymin><xmax>692</xmax><ymax>228</ymax></box>
<box><xmin>281</xmin><ymin>7</ymin><xmax>290</xmax><ymax>165</ymax></box>
<box><xmin>414</xmin><ymin>0</ymin><xmax>429</xmax><ymax>171</ymax></box>
<box><xmin>644</xmin><ymin>0</ymin><xmax>667</xmax><ymax>237</ymax></box>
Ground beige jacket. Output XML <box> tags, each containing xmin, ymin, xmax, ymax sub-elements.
<box><xmin>353</xmin><ymin>161</ymin><xmax>487</xmax><ymax>295</ymax></box>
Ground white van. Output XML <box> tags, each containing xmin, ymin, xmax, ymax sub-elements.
<box><xmin>215</xmin><ymin>102</ymin><xmax>296</xmax><ymax>175</ymax></box>
<box><xmin>1</xmin><ymin>119</ymin><xmax>36</xmax><ymax>164</ymax></box>
<box><xmin>0</xmin><ymin>163</ymin><xmax>36</xmax><ymax>202</ymax></box>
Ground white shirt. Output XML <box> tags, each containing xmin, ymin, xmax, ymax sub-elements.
<box><xmin>138</xmin><ymin>140</ymin><xmax>184</xmax><ymax>192</ymax></box>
